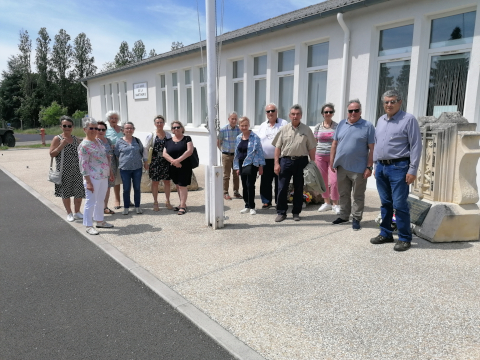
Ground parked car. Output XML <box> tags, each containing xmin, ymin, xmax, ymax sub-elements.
<box><xmin>0</xmin><ymin>127</ymin><xmax>15</xmax><ymax>147</ymax></box>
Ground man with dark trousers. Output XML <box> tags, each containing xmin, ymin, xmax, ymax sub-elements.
<box><xmin>370</xmin><ymin>89</ymin><xmax>422</xmax><ymax>252</ymax></box>
<box><xmin>273</xmin><ymin>104</ymin><xmax>316</xmax><ymax>222</ymax></box>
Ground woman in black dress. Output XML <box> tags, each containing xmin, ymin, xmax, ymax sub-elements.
<box><xmin>144</xmin><ymin>115</ymin><xmax>173</xmax><ymax>211</ymax></box>
<box><xmin>163</xmin><ymin>120</ymin><xmax>194</xmax><ymax>215</ymax></box>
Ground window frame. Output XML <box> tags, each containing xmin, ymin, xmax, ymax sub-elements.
<box><xmin>305</xmin><ymin>41</ymin><xmax>329</xmax><ymax>126</ymax></box>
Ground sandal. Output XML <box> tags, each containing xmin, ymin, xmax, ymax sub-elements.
<box><xmin>177</xmin><ymin>207</ymin><xmax>187</xmax><ymax>215</ymax></box>
<box><xmin>153</xmin><ymin>202</ymin><xmax>159</xmax><ymax>212</ymax></box>
<box><xmin>113</xmin><ymin>205</ymin><xmax>122</xmax><ymax>210</ymax></box>
<box><xmin>165</xmin><ymin>201</ymin><xmax>174</xmax><ymax>210</ymax></box>
<box><xmin>104</xmin><ymin>207</ymin><xmax>115</xmax><ymax>214</ymax></box>
<box><xmin>173</xmin><ymin>206</ymin><xmax>180</xmax><ymax>211</ymax></box>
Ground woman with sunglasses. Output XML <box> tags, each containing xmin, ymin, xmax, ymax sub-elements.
<box><xmin>96</xmin><ymin>121</ymin><xmax>116</xmax><ymax>215</ymax></box>
<box><xmin>144</xmin><ymin>115</ymin><xmax>173</xmax><ymax>211</ymax></box>
<box><xmin>163</xmin><ymin>121</ymin><xmax>193</xmax><ymax>215</ymax></box>
<box><xmin>114</xmin><ymin>122</ymin><xmax>145</xmax><ymax>215</ymax></box>
<box><xmin>78</xmin><ymin>118</ymin><xmax>115</xmax><ymax>235</ymax></box>
<box><xmin>314</xmin><ymin>103</ymin><xmax>340</xmax><ymax>214</ymax></box>
<box><xmin>49</xmin><ymin>115</ymin><xmax>85</xmax><ymax>222</ymax></box>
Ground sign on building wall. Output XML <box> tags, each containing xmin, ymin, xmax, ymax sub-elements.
<box><xmin>133</xmin><ymin>82</ymin><xmax>148</xmax><ymax>100</ymax></box>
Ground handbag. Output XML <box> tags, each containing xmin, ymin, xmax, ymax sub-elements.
<box><xmin>241</xmin><ymin>164</ymin><xmax>255</xmax><ymax>176</ymax></box>
<box><xmin>48</xmin><ymin>137</ymin><xmax>64</xmax><ymax>184</ymax></box>
<box><xmin>147</xmin><ymin>132</ymin><xmax>155</xmax><ymax>164</ymax></box>
<box><xmin>190</xmin><ymin>147</ymin><xmax>199</xmax><ymax>169</ymax></box>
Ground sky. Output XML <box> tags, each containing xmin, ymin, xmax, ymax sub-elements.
<box><xmin>0</xmin><ymin>0</ymin><xmax>323</xmax><ymax>76</ymax></box>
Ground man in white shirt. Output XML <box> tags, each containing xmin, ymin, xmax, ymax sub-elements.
<box><xmin>257</xmin><ymin>103</ymin><xmax>288</xmax><ymax>209</ymax></box>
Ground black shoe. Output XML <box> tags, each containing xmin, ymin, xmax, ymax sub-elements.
<box><xmin>370</xmin><ymin>234</ymin><xmax>395</xmax><ymax>244</ymax></box>
<box><xmin>352</xmin><ymin>218</ymin><xmax>361</xmax><ymax>231</ymax></box>
<box><xmin>293</xmin><ymin>214</ymin><xmax>300</xmax><ymax>221</ymax></box>
<box><xmin>275</xmin><ymin>214</ymin><xmax>287</xmax><ymax>222</ymax></box>
<box><xmin>332</xmin><ymin>218</ymin><xmax>349</xmax><ymax>225</ymax></box>
<box><xmin>394</xmin><ymin>241</ymin><xmax>411</xmax><ymax>251</ymax></box>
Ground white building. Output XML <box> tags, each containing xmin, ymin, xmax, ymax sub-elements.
<box><xmin>82</xmin><ymin>0</ymin><xmax>480</xmax><ymax>167</ymax></box>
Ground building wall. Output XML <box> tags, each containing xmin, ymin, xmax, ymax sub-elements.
<box><xmin>86</xmin><ymin>0</ymin><xmax>480</xmax><ymax>175</ymax></box>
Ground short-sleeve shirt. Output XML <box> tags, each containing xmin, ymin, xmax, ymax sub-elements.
<box><xmin>333</xmin><ymin>118</ymin><xmax>375</xmax><ymax>173</ymax></box>
<box><xmin>257</xmin><ymin>118</ymin><xmax>288</xmax><ymax>159</ymax></box>
<box><xmin>314</xmin><ymin>121</ymin><xmax>338</xmax><ymax>155</ymax></box>
<box><xmin>114</xmin><ymin>137</ymin><xmax>144</xmax><ymax>170</ymax></box>
<box><xmin>218</xmin><ymin>125</ymin><xmax>241</xmax><ymax>153</ymax></box>
<box><xmin>164</xmin><ymin>135</ymin><xmax>192</xmax><ymax>165</ymax></box>
<box><xmin>106</xmin><ymin>127</ymin><xmax>123</xmax><ymax>145</ymax></box>
<box><xmin>272</xmin><ymin>122</ymin><xmax>316</xmax><ymax>157</ymax></box>
<box><xmin>78</xmin><ymin>139</ymin><xmax>110</xmax><ymax>180</ymax></box>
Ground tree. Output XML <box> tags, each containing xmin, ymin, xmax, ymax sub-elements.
<box><xmin>114</xmin><ymin>41</ymin><xmax>133</xmax><ymax>67</ymax></box>
<box><xmin>38</xmin><ymin>101</ymin><xmax>68</xmax><ymax>127</ymax></box>
<box><xmin>101</xmin><ymin>61</ymin><xmax>116</xmax><ymax>72</ymax></box>
<box><xmin>72</xmin><ymin>109</ymin><xmax>87</xmax><ymax>120</ymax></box>
<box><xmin>51</xmin><ymin>29</ymin><xmax>73</xmax><ymax>105</ymax></box>
<box><xmin>148</xmin><ymin>49</ymin><xmax>157</xmax><ymax>57</ymax></box>
<box><xmin>171</xmin><ymin>41</ymin><xmax>184</xmax><ymax>50</ymax></box>
<box><xmin>35</xmin><ymin>27</ymin><xmax>53</xmax><ymax>107</ymax></box>
<box><xmin>73</xmin><ymin>32</ymin><xmax>97</xmax><ymax>79</ymax></box>
<box><xmin>131</xmin><ymin>40</ymin><xmax>146</xmax><ymax>62</ymax></box>
<box><xmin>0</xmin><ymin>56</ymin><xmax>24</xmax><ymax>128</ymax></box>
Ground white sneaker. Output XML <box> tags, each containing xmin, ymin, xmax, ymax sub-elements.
<box><xmin>250</xmin><ymin>209</ymin><xmax>257</xmax><ymax>215</ymax></box>
<box><xmin>86</xmin><ymin>227</ymin><xmax>99</xmax><ymax>235</ymax></box>
<box><xmin>240</xmin><ymin>208</ymin><xmax>250</xmax><ymax>214</ymax></box>
<box><xmin>73</xmin><ymin>212</ymin><xmax>83</xmax><ymax>220</ymax></box>
<box><xmin>333</xmin><ymin>205</ymin><xmax>341</xmax><ymax>215</ymax></box>
<box><xmin>66</xmin><ymin>213</ymin><xmax>75</xmax><ymax>222</ymax></box>
<box><xmin>318</xmin><ymin>203</ymin><xmax>332</xmax><ymax>212</ymax></box>
<box><xmin>135</xmin><ymin>207</ymin><xmax>143</xmax><ymax>214</ymax></box>
<box><xmin>96</xmin><ymin>221</ymin><xmax>114</xmax><ymax>228</ymax></box>
<box><xmin>123</xmin><ymin>208</ymin><xmax>129</xmax><ymax>215</ymax></box>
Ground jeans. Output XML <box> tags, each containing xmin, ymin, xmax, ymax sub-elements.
<box><xmin>375</xmin><ymin>159</ymin><xmax>412</xmax><ymax>242</ymax></box>
<box><xmin>83</xmin><ymin>177</ymin><xmax>108</xmax><ymax>227</ymax></box>
<box><xmin>260</xmin><ymin>159</ymin><xmax>278</xmax><ymax>205</ymax></box>
<box><xmin>277</xmin><ymin>156</ymin><xmax>308</xmax><ymax>215</ymax></box>
<box><xmin>120</xmin><ymin>168</ymin><xmax>142</xmax><ymax>208</ymax></box>
<box><xmin>239</xmin><ymin>159</ymin><xmax>258</xmax><ymax>209</ymax></box>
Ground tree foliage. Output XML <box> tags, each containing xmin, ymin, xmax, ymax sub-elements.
<box><xmin>171</xmin><ymin>41</ymin><xmax>184</xmax><ymax>51</ymax></box>
<box><xmin>132</xmin><ymin>40</ymin><xmax>146</xmax><ymax>62</ymax></box>
<box><xmin>148</xmin><ymin>49</ymin><xmax>157</xmax><ymax>58</ymax></box>
<box><xmin>114</xmin><ymin>41</ymin><xmax>133</xmax><ymax>67</ymax></box>
<box><xmin>73</xmin><ymin>32</ymin><xmax>97</xmax><ymax>79</ymax></box>
<box><xmin>38</xmin><ymin>101</ymin><xmax>68</xmax><ymax>127</ymax></box>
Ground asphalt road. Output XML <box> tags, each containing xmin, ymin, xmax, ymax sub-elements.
<box><xmin>0</xmin><ymin>170</ymin><xmax>235</xmax><ymax>360</ymax></box>
<box><xmin>14</xmin><ymin>133</ymin><xmax>55</xmax><ymax>142</ymax></box>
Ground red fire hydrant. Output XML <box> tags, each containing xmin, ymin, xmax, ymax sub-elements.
<box><xmin>40</xmin><ymin>128</ymin><xmax>46</xmax><ymax>146</ymax></box>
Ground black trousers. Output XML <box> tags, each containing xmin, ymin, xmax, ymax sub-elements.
<box><xmin>276</xmin><ymin>156</ymin><xmax>308</xmax><ymax>215</ymax></box>
<box><xmin>239</xmin><ymin>159</ymin><xmax>258</xmax><ymax>209</ymax></box>
<box><xmin>260</xmin><ymin>159</ymin><xmax>278</xmax><ymax>205</ymax></box>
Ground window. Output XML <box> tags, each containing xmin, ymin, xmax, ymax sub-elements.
<box><xmin>115</xmin><ymin>83</ymin><xmax>120</xmax><ymax>112</ymax></box>
<box><xmin>233</xmin><ymin>60</ymin><xmax>244</xmax><ymax>115</ymax></box>
<box><xmin>199</xmin><ymin>66</ymin><xmax>207</xmax><ymax>124</ymax></box>
<box><xmin>172</xmin><ymin>72</ymin><xmax>178</xmax><ymax>121</ymax></box>
<box><xmin>160</xmin><ymin>74</ymin><xmax>166</xmax><ymax>118</ymax></box>
<box><xmin>254</xmin><ymin>55</ymin><xmax>267</xmax><ymax>125</ymax></box>
<box><xmin>278</xmin><ymin>50</ymin><xmax>295</xmax><ymax>120</ymax></box>
<box><xmin>425</xmin><ymin>11</ymin><xmax>475</xmax><ymax>116</ymax></box>
<box><xmin>185</xmin><ymin>69</ymin><xmax>192</xmax><ymax>123</ymax></box>
<box><xmin>123</xmin><ymin>81</ymin><xmax>128</xmax><ymax>121</ymax></box>
<box><xmin>376</xmin><ymin>25</ymin><xmax>413</xmax><ymax>121</ymax></box>
<box><xmin>306</xmin><ymin>42</ymin><xmax>328</xmax><ymax>126</ymax></box>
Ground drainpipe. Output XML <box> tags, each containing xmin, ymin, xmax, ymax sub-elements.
<box><xmin>81</xmin><ymin>81</ymin><xmax>91</xmax><ymax>116</ymax></box>
<box><xmin>337</xmin><ymin>13</ymin><xmax>350</xmax><ymax>119</ymax></box>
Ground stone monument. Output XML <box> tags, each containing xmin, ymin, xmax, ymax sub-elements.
<box><xmin>410</xmin><ymin>112</ymin><xmax>480</xmax><ymax>242</ymax></box>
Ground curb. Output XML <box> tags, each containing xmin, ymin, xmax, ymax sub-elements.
<box><xmin>0</xmin><ymin>165</ymin><xmax>266</xmax><ymax>360</ymax></box>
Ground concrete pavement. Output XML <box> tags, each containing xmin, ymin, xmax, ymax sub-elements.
<box><xmin>1</xmin><ymin>147</ymin><xmax>480</xmax><ymax>360</ymax></box>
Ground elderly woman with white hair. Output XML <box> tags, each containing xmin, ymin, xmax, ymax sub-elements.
<box><xmin>78</xmin><ymin>117</ymin><xmax>115</xmax><ymax>235</ymax></box>
<box><xmin>105</xmin><ymin>110</ymin><xmax>123</xmax><ymax>210</ymax></box>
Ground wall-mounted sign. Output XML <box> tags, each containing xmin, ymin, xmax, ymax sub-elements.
<box><xmin>133</xmin><ymin>82</ymin><xmax>148</xmax><ymax>100</ymax></box>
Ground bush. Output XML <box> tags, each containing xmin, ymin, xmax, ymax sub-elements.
<box><xmin>72</xmin><ymin>110</ymin><xmax>87</xmax><ymax>120</ymax></box>
<box><xmin>39</xmin><ymin>102</ymin><xmax>68</xmax><ymax>127</ymax></box>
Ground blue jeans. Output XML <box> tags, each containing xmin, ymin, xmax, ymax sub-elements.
<box><xmin>120</xmin><ymin>168</ymin><xmax>142</xmax><ymax>208</ymax></box>
<box><xmin>375</xmin><ymin>160</ymin><xmax>412</xmax><ymax>242</ymax></box>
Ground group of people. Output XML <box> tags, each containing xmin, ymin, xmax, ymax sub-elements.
<box><xmin>219</xmin><ymin>89</ymin><xmax>421</xmax><ymax>251</ymax></box>
<box><xmin>49</xmin><ymin>112</ymin><xmax>195</xmax><ymax>236</ymax></box>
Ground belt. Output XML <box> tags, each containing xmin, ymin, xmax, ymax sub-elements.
<box><xmin>282</xmin><ymin>156</ymin><xmax>307</xmax><ymax>161</ymax></box>
<box><xmin>222</xmin><ymin>152</ymin><xmax>234</xmax><ymax>156</ymax></box>
<box><xmin>377</xmin><ymin>157</ymin><xmax>410</xmax><ymax>165</ymax></box>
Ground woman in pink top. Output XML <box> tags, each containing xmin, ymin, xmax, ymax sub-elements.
<box><xmin>313</xmin><ymin>103</ymin><xmax>340</xmax><ymax>214</ymax></box>
<box><xmin>78</xmin><ymin>117</ymin><xmax>115</xmax><ymax>235</ymax></box>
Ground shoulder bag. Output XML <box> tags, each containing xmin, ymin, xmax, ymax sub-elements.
<box><xmin>190</xmin><ymin>147</ymin><xmax>199</xmax><ymax>169</ymax></box>
<box><xmin>48</xmin><ymin>136</ymin><xmax>64</xmax><ymax>184</ymax></box>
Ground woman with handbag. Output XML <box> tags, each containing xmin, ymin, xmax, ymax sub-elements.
<box><xmin>114</xmin><ymin>122</ymin><xmax>145</xmax><ymax>215</ymax></box>
<box><xmin>143</xmin><ymin>115</ymin><xmax>173</xmax><ymax>211</ymax></box>
<box><xmin>78</xmin><ymin>118</ymin><xmax>115</xmax><ymax>235</ymax></box>
<box><xmin>96</xmin><ymin>121</ymin><xmax>117</xmax><ymax>215</ymax></box>
<box><xmin>233</xmin><ymin>117</ymin><xmax>265</xmax><ymax>215</ymax></box>
<box><xmin>49</xmin><ymin>115</ymin><xmax>85</xmax><ymax>222</ymax></box>
<box><xmin>163</xmin><ymin>120</ymin><xmax>193</xmax><ymax>215</ymax></box>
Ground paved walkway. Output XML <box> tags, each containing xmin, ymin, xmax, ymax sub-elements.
<box><xmin>1</xmin><ymin>147</ymin><xmax>480</xmax><ymax>360</ymax></box>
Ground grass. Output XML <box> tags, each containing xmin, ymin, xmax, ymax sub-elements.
<box><xmin>0</xmin><ymin>146</ymin><xmax>8</xmax><ymax>150</ymax></box>
<box><xmin>16</xmin><ymin>143</ymin><xmax>51</xmax><ymax>148</ymax></box>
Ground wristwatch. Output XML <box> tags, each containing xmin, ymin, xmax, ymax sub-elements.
<box><xmin>366</xmin><ymin>166</ymin><xmax>373</xmax><ymax>171</ymax></box>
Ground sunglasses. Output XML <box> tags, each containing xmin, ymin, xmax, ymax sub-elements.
<box><xmin>88</xmin><ymin>127</ymin><xmax>98</xmax><ymax>131</ymax></box>
<box><xmin>266</xmin><ymin>110</ymin><xmax>276</xmax><ymax>113</ymax></box>
<box><xmin>172</xmin><ymin>126</ymin><xmax>181</xmax><ymax>130</ymax></box>
<box><xmin>384</xmin><ymin>100</ymin><xmax>399</xmax><ymax>105</ymax></box>
<box><xmin>323</xmin><ymin>111</ymin><xmax>334</xmax><ymax>114</ymax></box>
<box><xmin>62</xmin><ymin>124</ymin><xmax>72</xmax><ymax>128</ymax></box>
<box><xmin>348</xmin><ymin>109</ymin><xmax>360</xmax><ymax>113</ymax></box>
<box><xmin>97</xmin><ymin>128</ymin><xmax>106</xmax><ymax>132</ymax></box>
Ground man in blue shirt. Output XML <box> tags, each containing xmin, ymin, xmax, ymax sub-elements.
<box><xmin>330</xmin><ymin>99</ymin><xmax>375</xmax><ymax>230</ymax></box>
<box><xmin>370</xmin><ymin>90</ymin><xmax>422</xmax><ymax>252</ymax></box>
<box><xmin>217</xmin><ymin>112</ymin><xmax>242</xmax><ymax>200</ymax></box>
